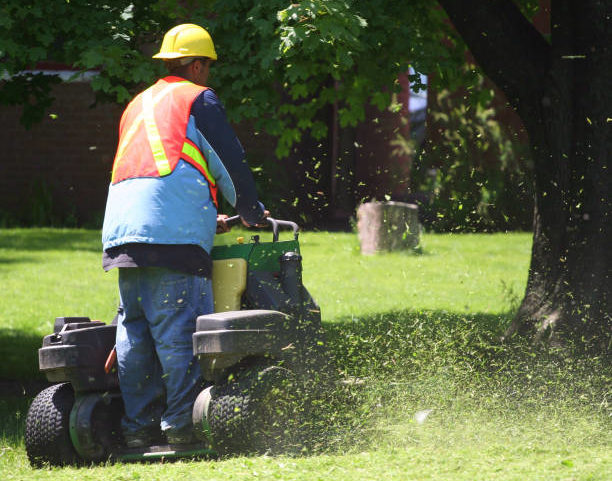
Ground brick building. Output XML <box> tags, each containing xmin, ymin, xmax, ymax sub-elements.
<box><xmin>0</xmin><ymin>78</ymin><xmax>121</xmax><ymax>226</ymax></box>
<box><xmin>0</xmin><ymin>70</ymin><xmax>414</xmax><ymax>227</ymax></box>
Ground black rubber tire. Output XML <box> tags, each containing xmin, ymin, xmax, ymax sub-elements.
<box><xmin>208</xmin><ymin>364</ymin><xmax>299</xmax><ymax>456</ymax></box>
<box><xmin>25</xmin><ymin>383</ymin><xmax>78</xmax><ymax>467</ymax></box>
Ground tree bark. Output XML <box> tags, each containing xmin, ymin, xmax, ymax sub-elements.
<box><xmin>438</xmin><ymin>0</ymin><xmax>611</xmax><ymax>346</ymax></box>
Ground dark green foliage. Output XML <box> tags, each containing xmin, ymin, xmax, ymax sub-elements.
<box><xmin>0</xmin><ymin>73</ymin><xmax>61</xmax><ymax>128</ymax></box>
<box><xmin>412</xmin><ymin>72</ymin><xmax>534</xmax><ymax>232</ymax></box>
<box><xmin>0</xmin><ymin>0</ymin><xmax>465</xmax><ymax>154</ymax></box>
<box><xmin>1</xmin><ymin>1</ymin><xmax>543</xmax><ymax>230</ymax></box>
<box><xmin>194</xmin><ymin>0</ymin><xmax>464</xmax><ymax>157</ymax></box>
<box><xmin>0</xmin><ymin>0</ymin><xmax>172</xmax><ymax>126</ymax></box>
<box><xmin>0</xmin><ymin>0</ymin><xmax>544</xmax><ymax>147</ymax></box>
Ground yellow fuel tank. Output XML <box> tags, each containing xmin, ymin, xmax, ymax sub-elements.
<box><xmin>212</xmin><ymin>258</ymin><xmax>247</xmax><ymax>312</ymax></box>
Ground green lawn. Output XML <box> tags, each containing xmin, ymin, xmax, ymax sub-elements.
<box><xmin>300</xmin><ymin>231</ymin><xmax>530</xmax><ymax>319</ymax></box>
<box><xmin>1</xmin><ymin>228</ymin><xmax>609</xmax><ymax>480</ymax></box>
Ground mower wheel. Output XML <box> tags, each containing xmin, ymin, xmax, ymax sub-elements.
<box><xmin>25</xmin><ymin>383</ymin><xmax>78</xmax><ymax>467</ymax></box>
<box><xmin>208</xmin><ymin>364</ymin><xmax>299</xmax><ymax>456</ymax></box>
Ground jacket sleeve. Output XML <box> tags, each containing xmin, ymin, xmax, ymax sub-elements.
<box><xmin>190</xmin><ymin>89</ymin><xmax>265</xmax><ymax>225</ymax></box>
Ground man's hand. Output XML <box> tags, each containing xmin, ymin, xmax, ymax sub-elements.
<box><xmin>216</xmin><ymin>214</ymin><xmax>231</xmax><ymax>234</ymax></box>
<box><xmin>241</xmin><ymin>210</ymin><xmax>270</xmax><ymax>228</ymax></box>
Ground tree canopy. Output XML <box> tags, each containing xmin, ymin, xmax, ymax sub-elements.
<box><xmin>1</xmin><ymin>0</ymin><xmax>468</xmax><ymax>155</ymax></box>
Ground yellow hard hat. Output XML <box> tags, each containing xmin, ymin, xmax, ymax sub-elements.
<box><xmin>153</xmin><ymin>24</ymin><xmax>217</xmax><ymax>61</ymax></box>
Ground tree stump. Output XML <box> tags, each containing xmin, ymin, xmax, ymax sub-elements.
<box><xmin>356</xmin><ymin>201</ymin><xmax>420</xmax><ymax>255</ymax></box>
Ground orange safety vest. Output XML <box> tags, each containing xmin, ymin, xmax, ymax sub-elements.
<box><xmin>111</xmin><ymin>76</ymin><xmax>218</xmax><ymax>206</ymax></box>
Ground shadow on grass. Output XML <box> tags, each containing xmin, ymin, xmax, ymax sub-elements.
<box><xmin>1</xmin><ymin>308</ymin><xmax>607</xmax><ymax>458</ymax></box>
<box><xmin>323</xmin><ymin>308</ymin><xmax>513</xmax><ymax>376</ymax></box>
<box><xmin>0</xmin><ymin>328</ymin><xmax>46</xmax><ymax>382</ymax></box>
<box><xmin>323</xmin><ymin>308</ymin><xmax>611</xmax><ymax>371</ymax></box>
<box><xmin>1</xmin><ymin>309</ymin><xmax>504</xmax><ymax>455</ymax></box>
<box><xmin>0</xmin><ymin>256</ymin><xmax>36</xmax><ymax>265</ymax></box>
<box><xmin>2</xmin><ymin>308</ymin><xmax>509</xmax><ymax>382</ymax></box>
<box><xmin>0</xmin><ymin>329</ymin><xmax>49</xmax><ymax>446</ymax></box>
<box><xmin>0</xmin><ymin>395</ymin><xmax>34</xmax><ymax>446</ymax></box>
<box><xmin>321</xmin><ymin>308</ymin><xmax>609</xmax><ymax>413</ymax></box>
<box><xmin>0</xmin><ymin>229</ymin><xmax>100</xmax><ymax>253</ymax></box>
<box><xmin>301</xmin><ymin>308</ymin><xmax>610</xmax><ymax>455</ymax></box>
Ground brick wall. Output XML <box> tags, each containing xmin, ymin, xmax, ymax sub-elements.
<box><xmin>0</xmin><ymin>81</ymin><xmax>122</xmax><ymax>225</ymax></box>
<box><xmin>0</xmin><ymin>79</ymin><xmax>412</xmax><ymax>227</ymax></box>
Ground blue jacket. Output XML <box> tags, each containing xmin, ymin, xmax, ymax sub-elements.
<box><xmin>102</xmin><ymin>86</ymin><xmax>264</xmax><ymax>254</ymax></box>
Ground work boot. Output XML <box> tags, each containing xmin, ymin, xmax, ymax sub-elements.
<box><xmin>165</xmin><ymin>428</ymin><xmax>200</xmax><ymax>446</ymax></box>
<box><xmin>124</xmin><ymin>435</ymin><xmax>148</xmax><ymax>449</ymax></box>
<box><xmin>123</xmin><ymin>429</ymin><xmax>165</xmax><ymax>449</ymax></box>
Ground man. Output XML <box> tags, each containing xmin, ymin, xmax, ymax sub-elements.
<box><xmin>101</xmin><ymin>24</ymin><xmax>267</xmax><ymax>448</ymax></box>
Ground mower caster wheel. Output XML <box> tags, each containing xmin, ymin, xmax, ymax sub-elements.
<box><xmin>25</xmin><ymin>383</ymin><xmax>78</xmax><ymax>467</ymax></box>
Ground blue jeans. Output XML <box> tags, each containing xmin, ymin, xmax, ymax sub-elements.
<box><xmin>115</xmin><ymin>267</ymin><xmax>213</xmax><ymax>438</ymax></box>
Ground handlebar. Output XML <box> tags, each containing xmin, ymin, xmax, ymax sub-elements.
<box><xmin>267</xmin><ymin>218</ymin><xmax>299</xmax><ymax>242</ymax></box>
<box><xmin>224</xmin><ymin>215</ymin><xmax>242</xmax><ymax>228</ymax></box>
<box><xmin>222</xmin><ymin>216</ymin><xmax>299</xmax><ymax>242</ymax></box>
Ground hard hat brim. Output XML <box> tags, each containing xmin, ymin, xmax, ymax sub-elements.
<box><xmin>153</xmin><ymin>52</ymin><xmax>217</xmax><ymax>61</ymax></box>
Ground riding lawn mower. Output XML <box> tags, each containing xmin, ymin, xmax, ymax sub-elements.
<box><xmin>24</xmin><ymin>218</ymin><xmax>328</xmax><ymax>466</ymax></box>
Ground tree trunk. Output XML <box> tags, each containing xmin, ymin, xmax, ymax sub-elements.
<box><xmin>439</xmin><ymin>0</ymin><xmax>611</xmax><ymax>346</ymax></box>
<box><xmin>511</xmin><ymin>1</ymin><xmax>611</xmax><ymax>345</ymax></box>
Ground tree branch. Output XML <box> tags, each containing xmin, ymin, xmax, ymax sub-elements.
<box><xmin>437</xmin><ymin>0</ymin><xmax>551</xmax><ymax>115</ymax></box>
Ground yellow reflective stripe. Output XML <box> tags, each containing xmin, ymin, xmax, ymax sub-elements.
<box><xmin>113</xmin><ymin>81</ymin><xmax>190</xmax><ymax>181</ymax></box>
<box><xmin>142</xmin><ymin>88</ymin><xmax>171</xmax><ymax>176</ymax></box>
<box><xmin>182</xmin><ymin>141</ymin><xmax>216</xmax><ymax>185</ymax></box>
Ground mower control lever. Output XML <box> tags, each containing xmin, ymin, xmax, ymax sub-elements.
<box><xmin>224</xmin><ymin>215</ymin><xmax>242</xmax><ymax>227</ymax></box>
<box><xmin>266</xmin><ymin>218</ymin><xmax>299</xmax><ymax>242</ymax></box>
<box><xmin>222</xmin><ymin>215</ymin><xmax>299</xmax><ymax>241</ymax></box>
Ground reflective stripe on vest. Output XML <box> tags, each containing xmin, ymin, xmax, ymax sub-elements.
<box><xmin>111</xmin><ymin>77</ymin><xmax>218</xmax><ymax>206</ymax></box>
<box><xmin>182</xmin><ymin>138</ymin><xmax>215</xmax><ymax>186</ymax></box>
<box><xmin>143</xmin><ymin>87</ymin><xmax>172</xmax><ymax>176</ymax></box>
<box><xmin>181</xmin><ymin>138</ymin><xmax>219</xmax><ymax>206</ymax></box>
<box><xmin>113</xmin><ymin>81</ymin><xmax>188</xmax><ymax>177</ymax></box>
